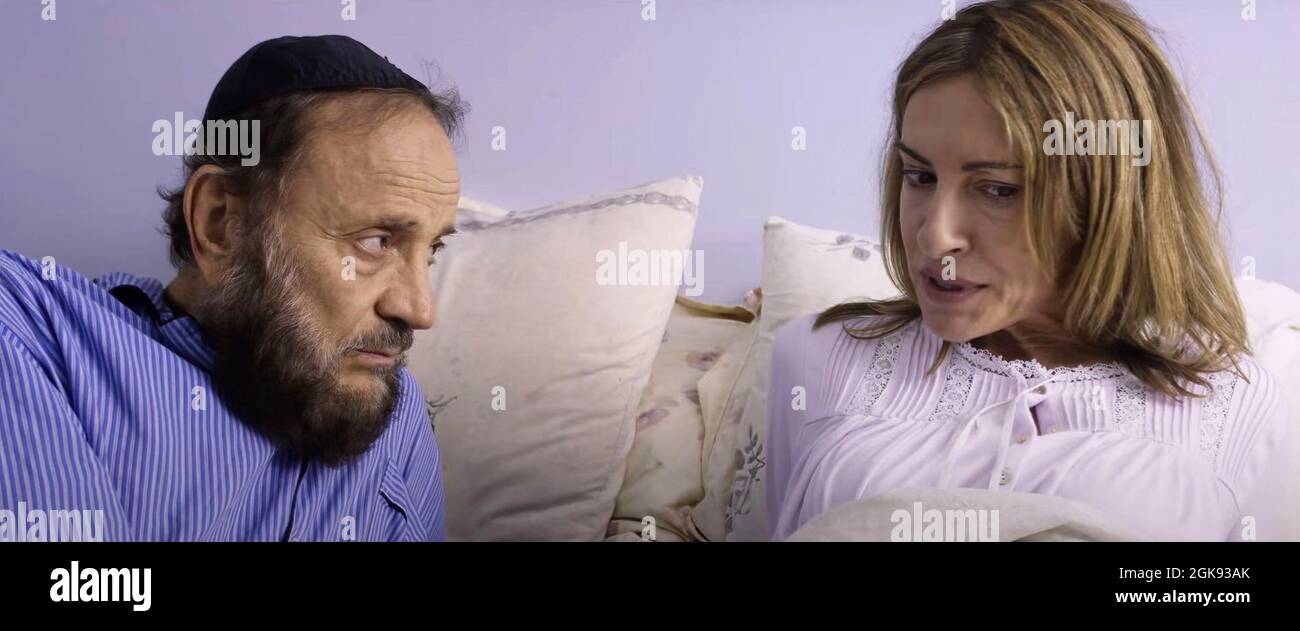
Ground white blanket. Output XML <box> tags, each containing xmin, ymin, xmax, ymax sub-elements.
<box><xmin>785</xmin><ymin>487</ymin><xmax>1149</xmax><ymax>542</ymax></box>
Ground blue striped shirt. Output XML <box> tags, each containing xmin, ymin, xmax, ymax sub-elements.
<box><xmin>0</xmin><ymin>250</ymin><xmax>445</xmax><ymax>541</ymax></box>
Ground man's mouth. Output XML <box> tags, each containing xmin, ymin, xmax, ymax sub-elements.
<box><xmin>348</xmin><ymin>347</ymin><xmax>401</xmax><ymax>367</ymax></box>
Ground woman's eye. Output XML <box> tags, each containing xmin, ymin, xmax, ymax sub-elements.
<box><xmin>903</xmin><ymin>170</ymin><xmax>936</xmax><ymax>187</ymax></box>
<box><xmin>980</xmin><ymin>183</ymin><xmax>1020</xmax><ymax>200</ymax></box>
<box><xmin>357</xmin><ymin>235</ymin><xmax>390</xmax><ymax>254</ymax></box>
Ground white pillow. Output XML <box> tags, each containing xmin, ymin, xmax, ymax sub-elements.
<box><xmin>408</xmin><ymin>176</ymin><xmax>702</xmax><ymax>541</ymax></box>
<box><xmin>692</xmin><ymin>216</ymin><xmax>901</xmax><ymax>541</ymax></box>
<box><xmin>456</xmin><ymin>195</ymin><xmax>509</xmax><ymax>217</ymax></box>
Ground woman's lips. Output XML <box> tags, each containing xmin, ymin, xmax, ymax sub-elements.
<box><xmin>919</xmin><ymin>269</ymin><xmax>987</xmax><ymax>305</ymax></box>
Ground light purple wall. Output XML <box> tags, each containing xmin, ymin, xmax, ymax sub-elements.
<box><xmin>2</xmin><ymin>0</ymin><xmax>1297</xmax><ymax>302</ymax></box>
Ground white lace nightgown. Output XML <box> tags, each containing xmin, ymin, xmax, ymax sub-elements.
<box><xmin>766</xmin><ymin>314</ymin><xmax>1289</xmax><ymax>541</ymax></box>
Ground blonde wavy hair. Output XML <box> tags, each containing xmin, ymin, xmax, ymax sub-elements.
<box><xmin>816</xmin><ymin>0</ymin><xmax>1248</xmax><ymax>398</ymax></box>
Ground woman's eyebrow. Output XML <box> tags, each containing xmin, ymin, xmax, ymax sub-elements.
<box><xmin>896</xmin><ymin>141</ymin><xmax>932</xmax><ymax>166</ymax></box>
<box><xmin>961</xmin><ymin>160</ymin><xmax>1022</xmax><ymax>172</ymax></box>
<box><xmin>897</xmin><ymin>141</ymin><xmax>1021</xmax><ymax>171</ymax></box>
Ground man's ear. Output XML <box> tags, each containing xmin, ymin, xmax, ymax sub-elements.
<box><xmin>182</xmin><ymin>165</ymin><xmax>242</xmax><ymax>285</ymax></box>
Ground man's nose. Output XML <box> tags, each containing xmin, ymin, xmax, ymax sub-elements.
<box><xmin>376</xmin><ymin>262</ymin><xmax>435</xmax><ymax>331</ymax></box>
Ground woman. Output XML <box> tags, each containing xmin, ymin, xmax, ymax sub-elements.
<box><xmin>766</xmin><ymin>0</ymin><xmax>1287</xmax><ymax>541</ymax></box>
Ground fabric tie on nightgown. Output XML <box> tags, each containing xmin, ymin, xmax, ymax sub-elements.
<box><xmin>936</xmin><ymin>372</ymin><xmax>1060</xmax><ymax>490</ymax></box>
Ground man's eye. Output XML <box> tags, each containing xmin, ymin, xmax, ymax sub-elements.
<box><xmin>427</xmin><ymin>242</ymin><xmax>445</xmax><ymax>266</ymax></box>
<box><xmin>358</xmin><ymin>236</ymin><xmax>389</xmax><ymax>253</ymax></box>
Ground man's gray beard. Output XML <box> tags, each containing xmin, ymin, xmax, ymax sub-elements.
<box><xmin>195</xmin><ymin>223</ymin><xmax>410</xmax><ymax>467</ymax></box>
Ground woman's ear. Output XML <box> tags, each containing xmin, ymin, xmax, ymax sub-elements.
<box><xmin>182</xmin><ymin>165</ymin><xmax>241</xmax><ymax>285</ymax></box>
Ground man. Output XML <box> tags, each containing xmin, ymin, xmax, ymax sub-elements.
<box><xmin>0</xmin><ymin>35</ymin><xmax>463</xmax><ymax>541</ymax></box>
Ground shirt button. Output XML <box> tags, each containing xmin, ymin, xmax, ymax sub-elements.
<box><xmin>1016</xmin><ymin>436</ymin><xmax>1030</xmax><ymax>444</ymax></box>
<box><xmin>998</xmin><ymin>468</ymin><xmax>1012</xmax><ymax>486</ymax></box>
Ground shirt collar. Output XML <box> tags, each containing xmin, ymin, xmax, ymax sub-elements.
<box><xmin>94</xmin><ymin>272</ymin><xmax>216</xmax><ymax>371</ymax></box>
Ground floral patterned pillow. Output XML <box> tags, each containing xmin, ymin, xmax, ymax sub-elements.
<box><xmin>693</xmin><ymin>217</ymin><xmax>900</xmax><ymax>542</ymax></box>
<box><xmin>607</xmin><ymin>297</ymin><xmax>752</xmax><ymax>541</ymax></box>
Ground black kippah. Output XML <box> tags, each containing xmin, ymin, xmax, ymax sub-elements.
<box><xmin>203</xmin><ymin>34</ymin><xmax>427</xmax><ymax>121</ymax></box>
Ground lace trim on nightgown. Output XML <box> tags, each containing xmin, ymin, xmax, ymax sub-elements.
<box><xmin>843</xmin><ymin>330</ymin><xmax>905</xmax><ymax>416</ymax></box>
<box><xmin>843</xmin><ymin>327</ymin><xmax>1238</xmax><ymax>465</ymax></box>
<box><xmin>928</xmin><ymin>359</ymin><xmax>975</xmax><ymax>423</ymax></box>
<box><xmin>1198</xmin><ymin>370</ymin><xmax>1238</xmax><ymax>465</ymax></box>
<box><xmin>934</xmin><ymin>341</ymin><xmax>1134</xmax><ymax>426</ymax></box>
<box><xmin>1112</xmin><ymin>375</ymin><xmax>1148</xmax><ymax>439</ymax></box>
<box><xmin>953</xmin><ymin>341</ymin><xmax>1129</xmax><ymax>382</ymax></box>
